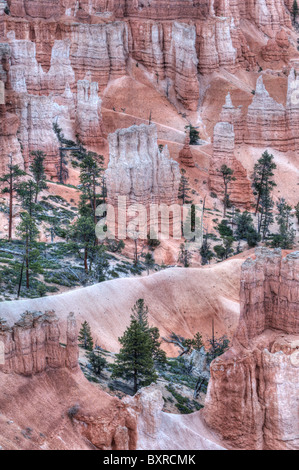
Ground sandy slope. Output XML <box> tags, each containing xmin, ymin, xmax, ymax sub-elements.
<box><xmin>0</xmin><ymin>258</ymin><xmax>243</xmax><ymax>355</ymax></box>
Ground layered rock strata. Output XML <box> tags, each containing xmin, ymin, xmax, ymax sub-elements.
<box><xmin>0</xmin><ymin>310</ymin><xmax>138</xmax><ymax>450</ymax></box>
<box><xmin>210</xmin><ymin>120</ymin><xmax>254</xmax><ymax>209</ymax></box>
<box><xmin>203</xmin><ymin>249</ymin><xmax>299</xmax><ymax>450</ymax></box>
<box><xmin>0</xmin><ymin>311</ymin><xmax>78</xmax><ymax>375</ymax></box>
<box><xmin>106</xmin><ymin>123</ymin><xmax>180</xmax><ymax>207</ymax></box>
<box><xmin>179</xmin><ymin>130</ymin><xmax>195</xmax><ymax>167</ymax></box>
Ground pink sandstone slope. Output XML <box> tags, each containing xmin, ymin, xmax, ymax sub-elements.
<box><xmin>0</xmin><ymin>258</ymin><xmax>243</xmax><ymax>355</ymax></box>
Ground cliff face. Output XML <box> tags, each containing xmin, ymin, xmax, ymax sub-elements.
<box><xmin>0</xmin><ymin>310</ymin><xmax>78</xmax><ymax>375</ymax></box>
<box><xmin>203</xmin><ymin>249</ymin><xmax>299</xmax><ymax>450</ymax></box>
<box><xmin>209</xmin><ymin>117</ymin><xmax>254</xmax><ymax>209</ymax></box>
<box><xmin>0</xmin><ymin>0</ymin><xmax>295</xmax><ymax>181</ymax></box>
<box><xmin>210</xmin><ymin>68</ymin><xmax>299</xmax><ymax>208</ymax></box>
<box><xmin>0</xmin><ymin>310</ymin><xmax>137</xmax><ymax>450</ymax></box>
<box><xmin>106</xmin><ymin>123</ymin><xmax>180</xmax><ymax>207</ymax></box>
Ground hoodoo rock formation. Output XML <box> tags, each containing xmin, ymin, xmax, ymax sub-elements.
<box><xmin>106</xmin><ymin>123</ymin><xmax>180</xmax><ymax>207</ymax></box>
<box><xmin>179</xmin><ymin>130</ymin><xmax>195</xmax><ymax>167</ymax></box>
<box><xmin>203</xmin><ymin>249</ymin><xmax>299</xmax><ymax>450</ymax></box>
<box><xmin>0</xmin><ymin>311</ymin><xmax>138</xmax><ymax>450</ymax></box>
<box><xmin>0</xmin><ymin>310</ymin><xmax>78</xmax><ymax>375</ymax></box>
<box><xmin>75</xmin><ymin>79</ymin><xmax>104</xmax><ymax>147</ymax></box>
<box><xmin>210</xmin><ymin>119</ymin><xmax>254</xmax><ymax>210</ymax></box>
<box><xmin>214</xmin><ymin>71</ymin><xmax>299</xmax><ymax>155</ymax></box>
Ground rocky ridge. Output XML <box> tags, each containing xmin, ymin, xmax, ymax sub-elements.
<box><xmin>203</xmin><ymin>248</ymin><xmax>299</xmax><ymax>450</ymax></box>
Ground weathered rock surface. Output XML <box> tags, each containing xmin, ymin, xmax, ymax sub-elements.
<box><xmin>261</xmin><ymin>30</ymin><xmax>290</xmax><ymax>63</ymax></box>
<box><xmin>0</xmin><ymin>311</ymin><xmax>78</xmax><ymax>375</ymax></box>
<box><xmin>106</xmin><ymin>123</ymin><xmax>180</xmax><ymax>207</ymax></box>
<box><xmin>210</xmin><ymin>120</ymin><xmax>254</xmax><ymax>210</ymax></box>
<box><xmin>179</xmin><ymin>130</ymin><xmax>195</xmax><ymax>167</ymax></box>
<box><xmin>125</xmin><ymin>385</ymin><xmax>225</xmax><ymax>450</ymax></box>
<box><xmin>219</xmin><ymin>72</ymin><xmax>299</xmax><ymax>153</ymax></box>
<box><xmin>203</xmin><ymin>248</ymin><xmax>299</xmax><ymax>450</ymax></box>
<box><xmin>76</xmin><ymin>80</ymin><xmax>104</xmax><ymax>147</ymax></box>
<box><xmin>246</xmin><ymin>75</ymin><xmax>288</xmax><ymax>151</ymax></box>
<box><xmin>0</xmin><ymin>310</ymin><xmax>138</xmax><ymax>450</ymax></box>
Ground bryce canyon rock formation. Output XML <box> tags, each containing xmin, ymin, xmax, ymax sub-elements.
<box><xmin>210</xmin><ymin>68</ymin><xmax>299</xmax><ymax>207</ymax></box>
<box><xmin>0</xmin><ymin>311</ymin><xmax>138</xmax><ymax>450</ymax></box>
<box><xmin>106</xmin><ymin>123</ymin><xmax>180</xmax><ymax>207</ymax></box>
<box><xmin>0</xmin><ymin>311</ymin><xmax>78</xmax><ymax>375</ymax></box>
<box><xmin>203</xmin><ymin>248</ymin><xmax>299</xmax><ymax>450</ymax></box>
<box><xmin>210</xmin><ymin>118</ymin><xmax>254</xmax><ymax>209</ymax></box>
<box><xmin>179</xmin><ymin>130</ymin><xmax>195</xmax><ymax>167</ymax></box>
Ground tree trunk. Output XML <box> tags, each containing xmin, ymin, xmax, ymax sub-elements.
<box><xmin>26</xmin><ymin>236</ymin><xmax>30</xmax><ymax>289</ymax></box>
<box><xmin>17</xmin><ymin>256</ymin><xmax>25</xmax><ymax>298</ymax></box>
<box><xmin>9</xmin><ymin>173</ymin><xmax>13</xmax><ymax>240</ymax></box>
<box><xmin>84</xmin><ymin>247</ymin><xmax>88</xmax><ymax>273</ymax></box>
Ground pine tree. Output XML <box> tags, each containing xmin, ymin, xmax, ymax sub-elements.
<box><xmin>112</xmin><ymin>318</ymin><xmax>158</xmax><ymax>393</ymax></box>
<box><xmin>0</xmin><ymin>155</ymin><xmax>26</xmax><ymax>240</ymax></box>
<box><xmin>292</xmin><ymin>0</ymin><xmax>299</xmax><ymax>23</ymax></box>
<box><xmin>178</xmin><ymin>169</ymin><xmax>193</xmax><ymax>205</ymax></box>
<box><xmin>235</xmin><ymin>211</ymin><xmax>260</xmax><ymax>247</ymax></box>
<box><xmin>178</xmin><ymin>243</ymin><xmax>192</xmax><ymax>267</ymax></box>
<box><xmin>16</xmin><ymin>212</ymin><xmax>39</xmax><ymax>289</ymax></box>
<box><xmin>87</xmin><ymin>350</ymin><xmax>107</xmax><ymax>376</ymax></box>
<box><xmin>219</xmin><ymin>165</ymin><xmax>236</xmax><ymax>218</ymax></box>
<box><xmin>295</xmin><ymin>202</ymin><xmax>299</xmax><ymax>224</ymax></box>
<box><xmin>131</xmin><ymin>299</ymin><xmax>166</xmax><ymax>365</ymax></box>
<box><xmin>30</xmin><ymin>151</ymin><xmax>48</xmax><ymax>203</ymax></box>
<box><xmin>79</xmin><ymin>152</ymin><xmax>104</xmax><ymax>225</ymax></box>
<box><xmin>200</xmin><ymin>234</ymin><xmax>213</xmax><ymax>265</ymax></box>
<box><xmin>78</xmin><ymin>321</ymin><xmax>94</xmax><ymax>351</ymax></box>
<box><xmin>16</xmin><ymin>180</ymin><xmax>38</xmax><ymax>217</ymax></box>
<box><xmin>185</xmin><ymin>125</ymin><xmax>200</xmax><ymax>145</ymax></box>
<box><xmin>69</xmin><ymin>215</ymin><xmax>96</xmax><ymax>273</ymax></box>
<box><xmin>252</xmin><ymin>151</ymin><xmax>277</xmax><ymax>215</ymax></box>
<box><xmin>144</xmin><ymin>252</ymin><xmax>155</xmax><ymax>275</ymax></box>
<box><xmin>271</xmin><ymin>199</ymin><xmax>296</xmax><ymax>249</ymax></box>
<box><xmin>259</xmin><ymin>189</ymin><xmax>274</xmax><ymax>241</ymax></box>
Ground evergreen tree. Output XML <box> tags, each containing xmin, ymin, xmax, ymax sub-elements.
<box><xmin>87</xmin><ymin>350</ymin><xmax>107</xmax><ymax>376</ymax></box>
<box><xmin>16</xmin><ymin>212</ymin><xmax>39</xmax><ymax>289</ymax></box>
<box><xmin>16</xmin><ymin>180</ymin><xmax>38</xmax><ymax>217</ymax></box>
<box><xmin>112</xmin><ymin>318</ymin><xmax>158</xmax><ymax>393</ymax></box>
<box><xmin>295</xmin><ymin>202</ymin><xmax>299</xmax><ymax>224</ymax></box>
<box><xmin>206</xmin><ymin>335</ymin><xmax>230</xmax><ymax>364</ymax></box>
<box><xmin>30</xmin><ymin>151</ymin><xmax>48</xmax><ymax>203</ymax></box>
<box><xmin>131</xmin><ymin>299</ymin><xmax>150</xmax><ymax>330</ymax></box>
<box><xmin>271</xmin><ymin>199</ymin><xmax>296</xmax><ymax>249</ymax></box>
<box><xmin>178</xmin><ymin>243</ymin><xmax>192</xmax><ymax>267</ymax></box>
<box><xmin>70</xmin><ymin>215</ymin><xmax>96</xmax><ymax>273</ymax></box>
<box><xmin>78</xmin><ymin>321</ymin><xmax>94</xmax><ymax>351</ymax></box>
<box><xmin>185</xmin><ymin>125</ymin><xmax>200</xmax><ymax>145</ymax></box>
<box><xmin>79</xmin><ymin>152</ymin><xmax>104</xmax><ymax>225</ymax></box>
<box><xmin>178</xmin><ymin>169</ymin><xmax>193</xmax><ymax>205</ymax></box>
<box><xmin>184</xmin><ymin>332</ymin><xmax>204</xmax><ymax>352</ymax></box>
<box><xmin>219</xmin><ymin>165</ymin><xmax>235</xmax><ymax>218</ymax></box>
<box><xmin>292</xmin><ymin>0</ymin><xmax>299</xmax><ymax>23</ymax></box>
<box><xmin>235</xmin><ymin>211</ymin><xmax>260</xmax><ymax>247</ymax></box>
<box><xmin>214</xmin><ymin>236</ymin><xmax>234</xmax><ymax>261</ymax></box>
<box><xmin>217</xmin><ymin>219</ymin><xmax>233</xmax><ymax>238</ymax></box>
<box><xmin>200</xmin><ymin>234</ymin><xmax>213</xmax><ymax>265</ymax></box>
<box><xmin>144</xmin><ymin>252</ymin><xmax>155</xmax><ymax>275</ymax></box>
<box><xmin>252</xmin><ymin>151</ymin><xmax>277</xmax><ymax>215</ymax></box>
<box><xmin>0</xmin><ymin>155</ymin><xmax>26</xmax><ymax>240</ymax></box>
<box><xmin>259</xmin><ymin>189</ymin><xmax>274</xmax><ymax>241</ymax></box>
<box><xmin>131</xmin><ymin>299</ymin><xmax>167</xmax><ymax>366</ymax></box>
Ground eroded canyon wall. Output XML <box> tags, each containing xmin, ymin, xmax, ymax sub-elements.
<box><xmin>0</xmin><ymin>310</ymin><xmax>138</xmax><ymax>450</ymax></box>
<box><xmin>0</xmin><ymin>310</ymin><xmax>78</xmax><ymax>375</ymax></box>
<box><xmin>106</xmin><ymin>123</ymin><xmax>180</xmax><ymax>207</ymax></box>
<box><xmin>203</xmin><ymin>248</ymin><xmax>299</xmax><ymax>450</ymax></box>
